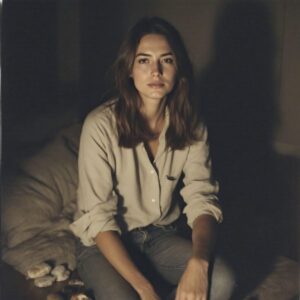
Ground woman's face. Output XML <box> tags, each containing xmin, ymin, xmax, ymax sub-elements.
<box><xmin>131</xmin><ymin>34</ymin><xmax>177</xmax><ymax>105</ymax></box>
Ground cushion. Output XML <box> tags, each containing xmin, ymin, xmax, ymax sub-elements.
<box><xmin>2</xmin><ymin>123</ymin><xmax>82</xmax><ymax>274</ymax></box>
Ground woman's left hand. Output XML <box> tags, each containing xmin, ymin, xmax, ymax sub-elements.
<box><xmin>175</xmin><ymin>257</ymin><xmax>209</xmax><ymax>300</ymax></box>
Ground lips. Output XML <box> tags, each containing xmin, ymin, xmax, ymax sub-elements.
<box><xmin>148</xmin><ymin>82</ymin><xmax>164</xmax><ymax>88</ymax></box>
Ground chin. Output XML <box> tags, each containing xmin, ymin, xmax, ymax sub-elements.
<box><xmin>151</xmin><ymin>91</ymin><xmax>168</xmax><ymax>99</ymax></box>
<box><xmin>151</xmin><ymin>96</ymin><xmax>167</xmax><ymax>101</ymax></box>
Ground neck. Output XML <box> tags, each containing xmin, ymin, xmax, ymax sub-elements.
<box><xmin>140</xmin><ymin>98</ymin><xmax>166</xmax><ymax>133</ymax></box>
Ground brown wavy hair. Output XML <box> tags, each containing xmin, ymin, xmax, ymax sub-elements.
<box><xmin>113</xmin><ymin>17</ymin><xmax>200</xmax><ymax>149</ymax></box>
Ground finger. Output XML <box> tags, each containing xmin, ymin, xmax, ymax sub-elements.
<box><xmin>179</xmin><ymin>292</ymin><xmax>187</xmax><ymax>300</ymax></box>
<box><xmin>199</xmin><ymin>290</ymin><xmax>207</xmax><ymax>300</ymax></box>
<box><xmin>176</xmin><ymin>290</ymin><xmax>186</xmax><ymax>300</ymax></box>
<box><xmin>187</xmin><ymin>293</ymin><xmax>195</xmax><ymax>300</ymax></box>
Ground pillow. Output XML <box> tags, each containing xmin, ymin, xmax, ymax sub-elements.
<box><xmin>2</xmin><ymin>123</ymin><xmax>82</xmax><ymax>253</ymax></box>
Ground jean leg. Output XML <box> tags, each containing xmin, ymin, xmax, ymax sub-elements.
<box><xmin>209</xmin><ymin>257</ymin><xmax>236</xmax><ymax>300</ymax></box>
<box><xmin>76</xmin><ymin>243</ymin><xmax>139</xmax><ymax>300</ymax></box>
<box><xmin>144</xmin><ymin>228</ymin><xmax>193</xmax><ymax>285</ymax></box>
<box><xmin>142</xmin><ymin>227</ymin><xmax>235</xmax><ymax>300</ymax></box>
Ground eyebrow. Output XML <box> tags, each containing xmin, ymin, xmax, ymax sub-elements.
<box><xmin>135</xmin><ymin>52</ymin><xmax>174</xmax><ymax>57</ymax></box>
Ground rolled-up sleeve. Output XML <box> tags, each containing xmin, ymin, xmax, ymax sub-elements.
<box><xmin>180</xmin><ymin>126</ymin><xmax>223</xmax><ymax>228</ymax></box>
<box><xmin>70</xmin><ymin>114</ymin><xmax>120</xmax><ymax>246</ymax></box>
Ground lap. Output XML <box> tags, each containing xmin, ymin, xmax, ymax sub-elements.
<box><xmin>76</xmin><ymin>225</ymin><xmax>236</xmax><ymax>300</ymax></box>
<box><xmin>76</xmin><ymin>243</ymin><xmax>139</xmax><ymax>300</ymax></box>
<box><xmin>141</xmin><ymin>227</ymin><xmax>193</xmax><ymax>285</ymax></box>
<box><xmin>75</xmin><ymin>227</ymin><xmax>189</xmax><ymax>299</ymax></box>
<box><xmin>137</xmin><ymin>226</ymin><xmax>235</xmax><ymax>299</ymax></box>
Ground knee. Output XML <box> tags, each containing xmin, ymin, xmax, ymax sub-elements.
<box><xmin>210</xmin><ymin>257</ymin><xmax>236</xmax><ymax>300</ymax></box>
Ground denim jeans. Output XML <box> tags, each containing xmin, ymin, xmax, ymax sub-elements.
<box><xmin>76</xmin><ymin>224</ymin><xmax>235</xmax><ymax>300</ymax></box>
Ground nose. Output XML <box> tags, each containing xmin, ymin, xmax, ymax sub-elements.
<box><xmin>151</xmin><ymin>61</ymin><xmax>162</xmax><ymax>76</ymax></box>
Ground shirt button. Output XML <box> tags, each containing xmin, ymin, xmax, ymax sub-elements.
<box><xmin>151</xmin><ymin>198</ymin><xmax>156</xmax><ymax>202</ymax></box>
<box><xmin>150</xmin><ymin>169</ymin><xmax>155</xmax><ymax>174</ymax></box>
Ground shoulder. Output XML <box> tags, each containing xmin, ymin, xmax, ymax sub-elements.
<box><xmin>192</xmin><ymin>121</ymin><xmax>208</xmax><ymax>143</ymax></box>
<box><xmin>86</xmin><ymin>98</ymin><xmax>117</xmax><ymax>125</ymax></box>
<box><xmin>83</xmin><ymin>99</ymin><xmax>118</xmax><ymax>136</ymax></box>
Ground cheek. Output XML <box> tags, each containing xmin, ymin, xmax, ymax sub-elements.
<box><xmin>164</xmin><ymin>65</ymin><xmax>176</xmax><ymax>78</ymax></box>
<box><xmin>131</xmin><ymin>70</ymin><xmax>144</xmax><ymax>90</ymax></box>
<box><xmin>132</xmin><ymin>65</ymin><xmax>147</xmax><ymax>80</ymax></box>
<box><xmin>132</xmin><ymin>62</ymin><xmax>149</xmax><ymax>73</ymax></box>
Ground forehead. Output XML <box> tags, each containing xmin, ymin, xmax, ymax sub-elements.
<box><xmin>136</xmin><ymin>34</ymin><xmax>173</xmax><ymax>54</ymax></box>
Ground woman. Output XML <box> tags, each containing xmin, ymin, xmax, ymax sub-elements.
<box><xmin>71</xmin><ymin>17</ymin><xmax>235</xmax><ymax>300</ymax></box>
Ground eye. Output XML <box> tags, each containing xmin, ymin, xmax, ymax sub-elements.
<box><xmin>162</xmin><ymin>57</ymin><xmax>174</xmax><ymax>64</ymax></box>
<box><xmin>137</xmin><ymin>58</ymin><xmax>149</xmax><ymax>64</ymax></box>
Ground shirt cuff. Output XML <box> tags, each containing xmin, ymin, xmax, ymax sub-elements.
<box><xmin>70</xmin><ymin>205</ymin><xmax>121</xmax><ymax>246</ymax></box>
<box><xmin>183</xmin><ymin>197</ymin><xmax>223</xmax><ymax>229</ymax></box>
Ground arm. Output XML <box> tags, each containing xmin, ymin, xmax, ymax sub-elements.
<box><xmin>95</xmin><ymin>231</ymin><xmax>160</xmax><ymax>300</ymax></box>
<box><xmin>176</xmin><ymin>126</ymin><xmax>221</xmax><ymax>300</ymax></box>
<box><xmin>191</xmin><ymin>214</ymin><xmax>217</xmax><ymax>262</ymax></box>
<box><xmin>176</xmin><ymin>214</ymin><xmax>217</xmax><ymax>300</ymax></box>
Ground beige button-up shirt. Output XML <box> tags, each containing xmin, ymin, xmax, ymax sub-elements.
<box><xmin>70</xmin><ymin>100</ymin><xmax>222</xmax><ymax>246</ymax></box>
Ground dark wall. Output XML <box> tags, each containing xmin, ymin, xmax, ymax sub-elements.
<box><xmin>2</xmin><ymin>0</ymin><xmax>125</xmax><ymax>165</ymax></box>
<box><xmin>3</xmin><ymin>1</ymin><xmax>58</xmax><ymax>150</ymax></box>
<box><xmin>79</xmin><ymin>0</ymin><xmax>124</xmax><ymax>116</ymax></box>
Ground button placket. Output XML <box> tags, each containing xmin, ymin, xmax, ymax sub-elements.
<box><xmin>140</xmin><ymin>144</ymin><xmax>161</xmax><ymax>212</ymax></box>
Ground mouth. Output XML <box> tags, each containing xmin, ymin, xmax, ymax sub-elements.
<box><xmin>148</xmin><ymin>82</ymin><xmax>165</xmax><ymax>88</ymax></box>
